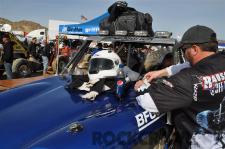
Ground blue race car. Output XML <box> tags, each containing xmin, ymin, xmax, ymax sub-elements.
<box><xmin>0</xmin><ymin>34</ymin><xmax>177</xmax><ymax>149</ymax></box>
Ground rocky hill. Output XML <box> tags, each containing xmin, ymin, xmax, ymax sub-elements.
<box><xmin>0</xmin><ymin>17</ymin><xmax>46</xmax><ymax>33</ymax></box>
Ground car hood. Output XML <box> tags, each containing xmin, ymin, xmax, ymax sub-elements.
<box><xmin>0</xmin><ymin>76</ymin><xmax>129</xmax><ymax>148</ymax></box>
<box><xmin>0</xmin><ymin>76</ymin><xmax>165</xmax><ymax>149</ymax></box>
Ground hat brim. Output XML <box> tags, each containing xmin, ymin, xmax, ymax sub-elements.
<box><xmin>174</xmin><ymin>42</ymin><xmax>183</xmax><ymax>50</ymax></box>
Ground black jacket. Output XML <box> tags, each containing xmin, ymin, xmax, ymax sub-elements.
<box><xmin>28</xmin><ymin>43</ymin><xmax>37</xmax><ymax>57</ymax></box>
<box><xmin>2</xmin><ymin>41</ymin><xmax>14</xmax><ymax>63</ymax></box>
<box><xmin>41</xmin><ymin>44</ymin><xmax>51</xmax><ymax>57</ymax></box>
<box><xmin>137</xmin><ymin>52</ymin><xmax>225</xmax><ymax>148</ymax></box>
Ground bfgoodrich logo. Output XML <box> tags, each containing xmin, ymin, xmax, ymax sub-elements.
<box><xmin>135</xmin><ymin>111</ymin><xmax>165</xmax><ymax>132</ymax></box>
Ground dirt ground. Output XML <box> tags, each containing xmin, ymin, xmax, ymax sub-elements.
<box><xmin>0</xmin><ymin>70</ymin><xmax>54</xmax><ymax>92</ymax></box>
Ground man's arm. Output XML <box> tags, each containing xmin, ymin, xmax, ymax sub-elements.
<box><xmin>166</xmin><ymin>62</ymin><xmax>190</xmax><ymax>77</ymax></box>
<box><xmin>134</xmin><ymin>62</ymin><xmax>190</xmax><ymax>90</ymax></box>
<box><xmin>145</xmin><ymin>62</ymin><xmax>190</xmax><ymax>81</ymax></box>
<box><xmin>136</xmin><ymin>70</ymin><xmax>193</xmax><ymax>113</ymax></box>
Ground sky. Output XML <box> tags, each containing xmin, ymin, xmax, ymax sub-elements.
<box><xmin>0</xmin><ymin>0</ymin><xmax>225</xmax><ymax>40</ymax></box>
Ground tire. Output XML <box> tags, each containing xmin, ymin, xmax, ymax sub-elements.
<box><xmin>51</xmin><ymin>58</ymin><xmax>57</xmax><ymax>73</ymax></box>
<box><xmin>28</xmin><ymin>57</ymin><xmax>42</xmax><ymax>73</ymax></box>
<box><xmin>12</xmin><ymin>58</ymin><xmax>32</xmax><ymax>78</ymax></box>
<box><xmin>51</xmin><ymin>56</ymin><xmax>69</xmax><ymax>74</ymax></box>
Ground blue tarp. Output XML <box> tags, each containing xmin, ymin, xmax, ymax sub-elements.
<box><xmin>59</xmin><ymin>13</ymin><xmax>109</xmax><ymax>35</ymax></box>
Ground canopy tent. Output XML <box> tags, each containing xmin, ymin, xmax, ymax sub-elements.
<box><xmin>59</xmin><ymin>13</ymin><xmax>109</xmax><ymax>35</ymax></box>
<box><xmin>219</xmin><ymin>43</ymin><xmax>225</xmax><ymax>49</ymax></box>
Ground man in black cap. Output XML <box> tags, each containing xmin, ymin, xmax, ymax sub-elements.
<box><xmin>134</xmin><ymin>25</ymin><xmax>225</xmax><ymax>148</ymax></box>
<box><xmin>2</xmin><ymin>34</ymin><xmax>14</xmax><ymax>79</ymax></box>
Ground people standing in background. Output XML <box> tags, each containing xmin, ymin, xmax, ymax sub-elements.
<box><xmin>61</xmin><ymin>39</ymin><xmax>71</xmax><ymax>57</ymax></box>
<box><xmin>0</xmin><ymin>43</ymin><xmax>4</xmax><ymax>79</ymax></box>
<box><xmin>2</xmin><ymin>34</ymin><xmax>14</xmax><ymax>79</ymax></box>
<box><xmin>28</xmin><ymin>37</ymin><xmax>38</xmax><ymax>58</ymax></box>
<box><xmin>41</xmin><ymin>39</ymin><xmax>51</xmax><ymax>76</ymax></box>
<box><xmin>23</xmin><ymin>37</ymin><xmax>28</xmax><ymax>48</ymax></box>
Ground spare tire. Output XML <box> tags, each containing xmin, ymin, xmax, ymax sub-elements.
<box><xmin>51</xmin><ymin>58</ymin><xmax>57</xmax><ymax>73</ymax></box>
<box><xmin>12</xmin><ymin>58</ymin><xmax>32</xmax><ymax>78</ymax></box>
<box><xmin>58</xmin><ymin>56</ymin><xmax>69</xmax><ymax>73</ymax></box>
<box><xmin>51</xmin><ymin>56</ymin><xmax>69</xmax><ymax>74</ymax></box>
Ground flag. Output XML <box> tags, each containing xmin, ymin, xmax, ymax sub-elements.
<box><xmin>81</xmin><ymin>15</ymin><xmax>88</xmax><ymax>21</ymax></box>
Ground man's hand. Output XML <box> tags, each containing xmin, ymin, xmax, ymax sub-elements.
<box><xmin>134</xmin><ymin>70</ymin><xmax>162</xmax><ymax>90</ymax></box>
<box><xmin>144</xmin><ymin>71</ymin><xmax>162</xmax><ymax>82</ymax></box>
<box><xmin>144</xmin><ymin>69</ymin><xmax>168</xmax><ymax>82</ymax></box>
<box><xmin>134</xmin><ymin>79</ymin><xmax>151</xmax><ymax>92</ymax></box>
<box><xmin>134</xmin><ymin>69</ymin><xmax>169</xmax><ymax>91</ymax></box>
<box><xmin>134</xmin><ymin>80</ymin><xmax>144</xmax><ymax>91</ymax></box>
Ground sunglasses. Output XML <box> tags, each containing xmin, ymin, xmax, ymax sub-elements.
<box><xmin>181</xmin><ymin>44</ymin><xmax>193</xmax><ymax>53</ymax></box>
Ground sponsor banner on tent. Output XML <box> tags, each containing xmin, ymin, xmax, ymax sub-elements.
<box><xmin>59</xmin><ymin>13</ymin><xmax>109</xmax><ymax>35</ymax></box>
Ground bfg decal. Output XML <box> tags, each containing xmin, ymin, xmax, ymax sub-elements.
<box><xmin>135</xmin><ymin>111</ymin><xmax>165</xmax><ymax>131</ymax></box>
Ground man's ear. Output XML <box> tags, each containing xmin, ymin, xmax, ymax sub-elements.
<box><xmin>191</xmin><ymin>45</ymin><xmax>200</xmax><ymax>56</ymax></box>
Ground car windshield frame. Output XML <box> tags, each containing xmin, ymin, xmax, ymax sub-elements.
<box><xmin>60</xmin><ymin>35</ymin><xmax>177</xmax><ymax>77</ymax></box>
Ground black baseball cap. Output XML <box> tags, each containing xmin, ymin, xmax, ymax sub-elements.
<box><xmin>179</xmin><ymin>25</ymin><xmax>217</xmax><ymax>48</ymax></box>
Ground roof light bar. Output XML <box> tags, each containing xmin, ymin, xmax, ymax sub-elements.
<box><xmin>154</xmin><ymin>31</ymin><xmax>172</xmax><ymax>38</ymax></box>
<box><xmin>98</xmin><ymin>30</ymin><xmax>109</xmax><ymax>35</ymax></box>
<box><xmin>115</xmin><ymin>30</ymin><xmax>127</xmax><ymax>36</ymax></box>
<box><xmin>134</xmin><ymin>31</ymin><xmax>148</xmax><ymax>37</ymax></box>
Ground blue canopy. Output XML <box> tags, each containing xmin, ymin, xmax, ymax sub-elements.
<box><xmin>59</xmin><ymin>13</ymin><xmax>109</xmax><ymax>35</ymax></box>
<box><xmin>219</xmin><ymin>42</ymin><xmax>225</xmax><ymax>48</ymax></box>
